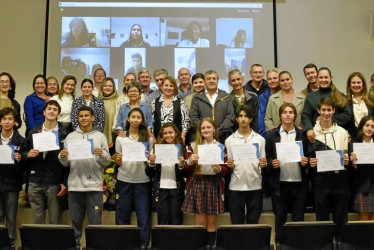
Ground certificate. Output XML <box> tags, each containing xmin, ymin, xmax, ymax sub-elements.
<box><xmin>0</xmin><ymin>145</ymin><xmax>15</xmax><ymax>164</ymax></box>
<box><xmin>198</xmin><ymin>144</ymin><xmax>224</xmax><ymax>165</ymax></box>
<box><xmin>276</xmin><ymin>141</ymin><xmax>304</xmax><ymax>163</ymax></box>
<box><xmin>32</xmin><ymin>131</ymin><xmax>60</xmax><ymax>152</ymax></box>
<box><xmin>122</xmin><ymin>142</ymin><xmax>148</xmax><ymax>162</ymax></box>
<box><xmin>67</xmin><ymin>139</ymin><xmax>94</xmax><ymax>160</ymax></box>
<box><xmin>232</xmin><ymin>143</ymin><xmax>259</xmax><ymax>164</ymax></box>
<box><xmin>155</xmin><ymin>144</ymin><xmax>181</xmax><ymax>164</ymax></box>
<box><xmin>353</xmin><ymin>143</ymin><xmax>374</xmax><ymax>164</ymax></box>
<box><xmin>316</xmin><ymin>150</ymin><xmax>344</xmax><ymax>172</ymax></box>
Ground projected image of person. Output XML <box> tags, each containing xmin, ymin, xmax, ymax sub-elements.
<box><xmin>178</xmin><ymin>21</ymin><xmax>209</xmax><ymax>48</ymax></box>
<box><xmin>231</xmin><ymin>29</ymin><xmax>251</xmax><ymax>48</ymax></box>
<box><xmin>126</xmin><ymin>53</ymin><xmax>146</xmax><ymax>76</ymax></box>
<box><xmin>120</xmin><ymin>24</ymin><xmax>151</xmax><ymax>48</ymax></box>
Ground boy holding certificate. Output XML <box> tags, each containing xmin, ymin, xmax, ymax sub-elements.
<box><xmin>23</xmin><ymin>100</ymin><xmax>69</xmax><ymax>225</ymax></box>
<box><xmin>0</xmin><ymin>107</ymin><xmax>25</xmax><ymax>247</ymax></box>
<box><xmin>59</xmin><ymin>106</ymin><xmax>110</xmax><ymax>247</ymax></box>
<box><xmin>225</xmin><ymin>105</ymin><xmax>267</xmax><ymax>224</ymax></box>
<box><xmin>308</xmin><ymin>97</ymin><xmax>349</xmax><ymax>240</ymax></box>
<box><xmin>265</xmin><ymin>103</ymin><xmax>308</xmax><ymax>243</ymax></box>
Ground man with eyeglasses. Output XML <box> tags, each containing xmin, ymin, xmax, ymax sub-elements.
<box><xmin>92</xmin><ymin>68</ymin><xmax>106</xmax><ymax>97</ymax></box>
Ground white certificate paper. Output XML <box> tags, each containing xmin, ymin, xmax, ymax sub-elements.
<box><xmin>232</xmin><ymin>143</ymin><xmax>259</xmax><ymax>164</ymax></box>
<box><xmin>67</xmin><ymin>139</ymin><xmax>94</xmax><ymax>160</ymax></box>
<box><xmin>122</xmin><ymin>142</ymin><xmax>148</xmax><ymax>162</ymax></box>
<box><xmin>155</xmin><ymin>144</ymin><xmax>181</xmax><ymax>164</ymax></box>
<box><xmin>353</xmin><ymin>143</ymin><xmax>374</xmax><ymax>164</ymax></box>
<box><xmin>32</xmin><ymin>131</ymin><xmax>60</xmax><ymax>152</ymax></box>
<box><xmin>276</xmin><ymin>141</ymin><xmax>304</xmax><ymax>163</ymax></box>
<box><xmin>198</xmin><ymin>144</ymin><xmax>224</xmax><ymax>165</ymax></box>
<box><xmin>316</xmin><ymin>150</ymin><xmax>344</xmax><ymax>172</ymax></box>
<box><xmin>0</xmin><ymin>145</ymin><xmax>15</xmax><ymax>164</ymax></box>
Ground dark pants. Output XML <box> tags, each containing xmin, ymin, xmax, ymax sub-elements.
<box><xmin>229</xmin><ymin>189</ymin><xmax>263</xmax><ymax>224</ymax></box>
<box><xmin>68</xmin><ymin>191</ymin><xmax>102</xmax><ymax>246</ymax></box>
<box><xmin>0</xmin><ymin>190</ymin><xmax>19</xmax><ymax>246</ymax></box>
<box><xmin>314</xmin><ymin>184</ymin><xmax>348</xmax><ymax>241</ymax></box>
<box><xmin>273</xmin><ymin>182</ymin><xmax>306</xmax><ymax>243</ymax></box>
<box><xmin>155</xmin><ymin>188</ymin><xmax>183</xmax><ymax>225</ymax></box>
<box><xmin>115</xmin><ymin>180</ymin><xmax>150</xmax><ymax>246</ymax></box>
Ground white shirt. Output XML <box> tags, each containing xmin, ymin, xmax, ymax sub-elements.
<box><xmin>160</xmin><ymin>163</ymin><xmax>177</xmax><ymax>189</ymax></box>
<box><xmin>0</xmin><ymin>132</ymin><xmax>13</xmax><ymax>145</ymax></box>
<box><xmin>353</xmin><ymin>97</ymin><xmax>368</xmax><ymax>127</ymax></box>
<box><xmin>205</xmin><ymin>89</ymin><xmax>218</xmax><ymax>107</ymax></box>
<box><xmin>279</xmin><ymin>126</ymin><xmax>302</xmax><ymax>182</ymax></box>
<box><xmin>115</xmin><ymin>135</ymin><xmax>150</xmax><ymax>183</ymax></box>
<box><xmin>92</xmin><ymin>87</ymin><xmax>99</xmax><ymax>97</ymax></box>
<box><xmin>178</xmin><ymin>38</ymin><xmax>210</xmax><ymax>48</ymax></box>
<box><xmin>225</xmin><ymin>130</ymin><xmax>265</xmax><ymax>191</ymax></box>
<box><xmin>50</xmin><ymin>94</ymin><xmax>74</xmax><ymax>123</ymax></box>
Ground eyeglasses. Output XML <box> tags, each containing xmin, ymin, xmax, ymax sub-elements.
<box><xmin>0</xmin><ymin>80</ymin><xmax>10</xmax><ymax>84</ymax></box>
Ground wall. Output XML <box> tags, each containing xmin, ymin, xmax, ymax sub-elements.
<box><xmin>1</xmin><ymin>0</ymin><xmax>374</xmax><ymax>136</ymax></box>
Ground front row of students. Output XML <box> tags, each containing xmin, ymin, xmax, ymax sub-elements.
<box><xmin>1</xmin><ymin>96</ymin><xmax>374</xmax><ymax>248</ymax></box>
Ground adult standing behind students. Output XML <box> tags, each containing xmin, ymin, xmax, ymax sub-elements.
<box><xmin>46</xmin><ymin>76</ymin><xmax>59</xmax><ymax>96</ymax></box>
<box><xmin>178</xmin><ymin>67</ymin><xmax>192</xmax><ymax>99</ymax></box>
<box><xmin>265</xmin><ymin>71</ymin><xmax>305</xmax><ymax>132</ymax></box>
<box><xmin>23</xmin><ymin>100</ymin><xmax>69</xmax><ymax>225</ymax></box>
<box><xmin>349</xmin><ymin>116</ymin><xmax>374</xmax><ymax>220</ymax></box>
<box><xmin>71</xmin><ymin>79</ymin><xmax>105</xmax><ymax>132</ymax></box>
<box><xmin>346</xmin><ymin>72</ymin><xmax>374</xmax><ymax>139</ymax></box>
<box><xmin>225</xmin><ymin>105</ymin><xmax>266</xmax><ymax>224</ymax></box>
<box><xmin>151</xmin><ymin>76</ymin><xmax>190</xmax><ymax>139</ymax></box>
<box><xmin>24</xmin><ymin>74</ymin><xmax>51</xmax><ymax>136</ymax></box>
<box><xmin>300</xmin><ymin>63</ymin><xmax>319</xmax><ymax>96</ymax></box>
<box><xmin>146</xmin><ymin>68</ymin><xmax>168</xmax><ymax>104</ymax></box>
<box><xmin>92</xmin><ymin>68</ymin><xmax>106</xmax><ymax>97</ymax></box>
<box><xmin>115</xmin><ymin>82</ymin><xmax>153</xmax><ymax>139</ymax></box>
<box><xmin>50</xmin><ymin>75</ymin><xmax>76</xmax><ymax>133</ymax></box>
<box><xmin>302</xmin><ymin>67</ymin><xmax>351</xmax><ymax>143</ymax></box>
<box><xmin>138</xmin><ymin>70</ymin><xmax>153</xmax><ymax>97</ymax></box>
<box><xmin>228</xmin><ymin>69</ymin><xmax>259</xmax><ymax>132</ymax></box>
<box><xmin>0</xmin><ymin>108</ymin><xmax>25</xmax><ymax>247</ymax></box>
<box><xmin>184</xmin><ymin>73</ymin><xmax>205</xmax><ymax>111</ymax></box>
<box><xmin>0</xmin><ymin>72</ymin><xmax>22</xmax><ymax>129</ymax></box>
<box><xmin>98</xmin><ymin>77</ymin><xmax>118</xmax><ymax>147</ymax></box>
<box><xmin>190</xmin><ymin>70</ymin><xmax>235</xmax><ymax>143</ymax></box>
<box><xmin>258</xmin><ymin>68</ymin><xmax>281</xmax><ymax>137</ymax></box>
<box><xmin>265</xmin><ymin>103</ymin><xmax>309</xmax><ymax>243</ymax></box>
<box><xmin>368</xmin><ymin>73</ymin><xmax>374</xmax><ymax>101</ymax></box>
<box><xmin>59</xmin><ymin>106</ymin><xmax>110</xmax><ymax>248</ymax></box>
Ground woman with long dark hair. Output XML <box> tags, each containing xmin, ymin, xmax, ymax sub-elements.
<box><xmin>120</xmin><ymin>24</ymin><xmax>150</xmax><ymax>48</ymax></box>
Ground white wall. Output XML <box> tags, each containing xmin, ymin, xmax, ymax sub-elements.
<box><xmin>1</xmin><ymin>0</ymin><xmax>374</xmax><ymax>136</ymax></box>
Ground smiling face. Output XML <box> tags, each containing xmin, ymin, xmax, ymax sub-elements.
<box><xmin>102</xmin><ymin>80</ymin><xmax>115</xmax><ymax>97</ymax></box>
<box><xmin>127</xmin><ymin>110</ymin><xmax>143</xmax><ymax>129</ymax></box>
<box><xmin>162</xmin><ymin>126</ymin><xmax>177</xmax><ymax>144</ymax></box>
<box><xmin>47</xmin><ymin>79</ymin><xmax>59</xmax><ymax>95</ymax></box>
<box><xmin>0</xmin><ymin>113</ymin><xmax>15</xmax><ymax>131</ymax></box>
<box><xmin>139</xmin><ymin>72</ymin><xmax>151</xmax><ymax>88</ymax></box>
<box><xmin>205</xmin><ymin>73</ymin><xmax>218</xmax><ymax>92</ymax></box>
<box><xmin>250</xmin><ymin>66</ymin><xmax>264</xmax><ymax>83</ymax></box>
<box><xmin>190</xmin><ymin>23</ymin><xmax>201</xmax><ymax>42</ymax></box>
<box><xmin>127</xmin><ymin>86</ymin><xmax>140</xmax><ymax>102</ymax></box>
<box><xmin>0</xmin><ymin>75</ymin><xmax>10</xmax><ymax>93</ymax></box>
<box><xmin>192</xmin><ymin>77</ymin><xmax>205</xmax><ymax>93</ymax></box>
<box><xmin>34</xmin><ymin>77</ymin><xmax>46</xmax><ymax>94</ymax></box>
<box><xmin>350</xmin><ymin>75</ymin><xmax>363</xmax><ymax>96</ymax></box>
<box><xmin>155</xmin><ymin>73</ymin><xmax>166</xmax><ymax>89</ymax></box>
<box><xmin>362</xmin><ymin>119</ymin><xmax>374</xmax><ymax>138</ymax></box>
<box><xmin>267</xmin><ymin>71</ymin><xmax>279</xmax><ymax>90</ymax></box>
<box><xmin>94</xmin><ymin>69</ymin><xmax>105</xmax><ymax>85</ymax></box>
<box><xmin>43</xmin><ymin>104</ymin><xmax>60</xmax><ymax>122</ymax></box>
<box><xmin>318</xmin><ymin>104</ymin><xmax>335</xmax><ymax>122</ymax></box>
<box><xmin>78</xmin><ymin>110</ymin><xmax>95</xmax><ymax>128</ymax></box>
<box><xmin>229</xmin><ymin>73</ymin><xmax>243</xmax><ymax>91</ymax></box>
<box><xmin>236</xmin><ymin>110</ymin><xmax>252</xmax><ymax>129</ymax></box>
<box><xmin>279</xmin><ymin>73</ymin><xmax>293</xmax><ymax>91</ymax></box>
<box><xmin>304</xmin><ymin>67</ymin><xmax>317</xmax><ymax>84</ymax></box>
<box><xmin>318</xmin><ymin>69</ymin><xmax>332</xmax><ymax>89</ymax></box>
<box><xmin>162</xmin><ymin>79</ymin><xmax>175</xmax><ymax>98</ymax></box>
<box><xmin>200</xmin><ymin>121</ymin><xmax>215</xmax><ymax>141</ymax></box>
<box><xmin>63</xmin><ymin>79</ymin><xmax>76</xmax><ymax>95</ymax></box>
<box><xmin>81</xmin><ymin>81</ymin><xmax>93</xmax><ymax>97</ymax></box>
<box><xmin>178</xmin><ymin>68</ymin><xmax>191</xmax><ymax>86</ymax></box>
<box><xmin>124</xmin><ymin>74</ymin><xmax>136</xmax><ymax>87</ymax></box>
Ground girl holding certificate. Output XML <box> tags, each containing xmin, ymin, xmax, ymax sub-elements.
<box><xmin>349</xmin><ymin>116</ymin><xmax>374</xmax><ymax>220</ymax></box>
<box><xmin>146</xmin><ymin>123</ymin><xmax>185</xmax><ymax>225</ymax></box>
<box><xmin>182</xmin><ymin>118</ymin><xmax>227</xmax><ymax>248</ymax></box>
<box><xmin>114</xmin><ymin>108</ymin><xmax>151</xmax><ymax>248</ymax></box>
<box><xmin>225</xmin><ymin>105</ymin><xmax>267</xmax><ymax>224</ymax></box>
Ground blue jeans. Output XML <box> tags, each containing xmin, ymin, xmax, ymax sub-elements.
<box><xmin>115</xmin><ymin>180</ymin><xmax>150</xmax><ymax>246</ymax></box>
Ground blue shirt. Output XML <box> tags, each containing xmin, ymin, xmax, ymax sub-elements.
<box><xmin>24</xmin><ymin>92</ymin><xmax>51</xmax><ymax>131</ymax></box>
<box><xmin>258</xmin><ymin>88</ymin><xmax>271</xmax><ymax>138</ymax></box>
<box><xmin>115</xmin><ymin>102</ymin><xmax>153</xmax><ymax>130</ymax></box>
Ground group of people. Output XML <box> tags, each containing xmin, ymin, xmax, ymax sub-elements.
<box><xmin>1</xmin><ymin>64</ymin><xmax>374</xmax><ymax>248</ymax></box>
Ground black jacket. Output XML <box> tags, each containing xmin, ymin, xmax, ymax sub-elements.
<box><xmin>0</xmin><ymin>129</ymin><xmax>25</xmax><ymax>191</ymax></box>
<box><xmin>145</xmin><ymin>163</ymin><xmax>186</xmax><ymax>209</ymax></box>
<box><xmin>243</xmin><ymin>79</ymin><xmax>269</xmax><ymax>97</ymax></box>
<box><xmin>264</xmin><ymin>126</ymin><xmax>309</xmax><ymax>196</ymax></box>
<box><xmin>23</xmin><ymin>122</ymin><xmax>69</xmax><ymax>185</ymax></box>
